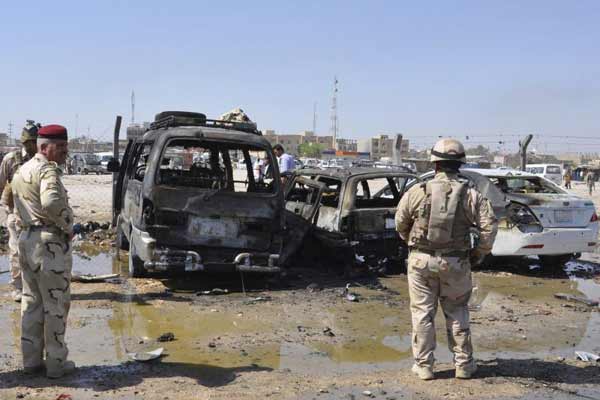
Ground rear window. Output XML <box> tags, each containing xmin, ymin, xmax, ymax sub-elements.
<box><xmin>157</xmin><ymin>139</ymin><xmax>276</xmax><ymax>194</ymax></box>
<box><xmin>546</xmin><ymin>166</ymin><xmax>561</xmax><ymax>174</ymax></box>
<box><xmin>489</xmin><ymin>176</ymin><xmax>563</xmax><ymax>194</ymax></box>
<box><xmin>526</xmin><ymin>167</ymin><xmax>543</xmax><ymax>174</ymax></box>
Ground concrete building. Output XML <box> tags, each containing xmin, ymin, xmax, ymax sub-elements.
<box><xmin>357</xmin><ymin>134</ymin><xmax>409</xmax><ymax>161</ymax></box>
<box><xmin>262</xmin><ymin>130</ymin><xmax>342</xmax><ymax>156</ymax></box>
<box><xmin>336</xmin><ymin>138</ymin><xmax>357</xmax><ymax>152</ymax></box>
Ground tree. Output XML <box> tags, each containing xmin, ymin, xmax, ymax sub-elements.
<box><xmin>298</xmin><ymin>142</ymin><xmax>325</xmax><ymax>158</ymax></box>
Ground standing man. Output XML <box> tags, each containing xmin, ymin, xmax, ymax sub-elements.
<box><xmin>585</xmin><ymin>169</ymin><xmax>595</xmax><ymax>195</ymax></box>
<box><xmin>273</xmin><ymin>144</ymin><xmax>295</xmax><ymax>182</ymax></box>
<box><xmin>395</xmin><ymin>138</ymin><xmax>497</xmax><ymax>380</ymax></box>
<box><xmin>563</xmin><ymin>167</ymin><xmax>572</xmax><ymax>189</ymax></box>
<box><xmin>12</xmin><ymin>124</ymin><xmax>75</xmax><ymax>378</ymax></box>
<box><xmin>0</xmin><ymin>121</ymin><xmax>39</xmax><ymax>302</ymax></box>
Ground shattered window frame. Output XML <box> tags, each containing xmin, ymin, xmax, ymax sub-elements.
<box><xmin>153</xmin><ymin>137</ymin><xmax>279</xmax><ymax>196</ymax></box>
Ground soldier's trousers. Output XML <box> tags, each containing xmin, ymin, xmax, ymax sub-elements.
<box><xmin>6</xmin><ymin>212</ymin><xmax>22</xmax><ymax>290</ymax></box>
<box><xmin>19</xmin><ymin>227</ymin><xmax>72</xmax><ymax>374</ymax></box>
<box><xmin>407</xmin><ymin>251</ymin><xmax>473</xmax><ymax>368</ymax></box>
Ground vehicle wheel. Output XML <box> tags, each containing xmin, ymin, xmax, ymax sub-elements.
<box><xmin>539</xmin><ymin>254</ymin><xmax>573</xmax><ymax>271</ymax></box>
<box><xmin>82</xmin><ymin>169</ymin><xmax>88</xmax><ymax>175</ymax></box>
<box><xmin>128</xmin><ymin>243</ymin><xmax>146</xmax><ymax>278</ymax></box>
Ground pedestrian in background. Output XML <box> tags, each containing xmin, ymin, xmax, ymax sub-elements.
<box><xmin>0</xmin><ymin>121</ymin><xmax>39</xmax><ymax>302</ymax></box>
<box><xmin>563</xmin><ymin>167</ymin><xmax>572</xmax><ymax>189</ymax></box>
<box><xmin>12</xmin><ymin>124</ymin><xmax>75</xmax><ymax>379</ymax></box>
<box><xmin>395</xmin><ymin>138</ymin><xmax>498</xmax><ymax>380</ymax></box>
<box><xmin>273</xmin><ymin>144</ymin><xmax>295</xmax><ymax>183</ymax></box>
<box><xmin>585</xmin><ymin>169</ymin><xmax>595</xmax><ymax>195</ymax></box>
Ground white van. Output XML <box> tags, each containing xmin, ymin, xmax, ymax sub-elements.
<box><xmin>525</xmin><ymin>164</ymin><xmax>563</xmax><ymax>185</ymax></box>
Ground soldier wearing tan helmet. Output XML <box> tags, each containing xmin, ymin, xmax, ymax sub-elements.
<box><xmin>0</xmin><ymin>120</ymin><xmax>40</xmax><ymax>302</ymax></box>
<box><xmin>395</xmin><ymin>138</ymin><xmax>497</xmax><ymax>380</ymax></box>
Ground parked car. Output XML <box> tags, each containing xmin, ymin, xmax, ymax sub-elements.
<box><xmin>525</xmin><ymin>164</ymin><xmax>563</xmax><ymax>186</ymax></box>
<box><xmin>72</xmin><ymin>153</ymin><xmax>104</xmax><ymax>175</ymax></box>
<box><xmin>283</xmin><ymin>167</ymin><xmax>418</xmax><ymax>273</ymax></box>
<box><xmin>109</xmin><ymin>111</ymin><xmax>289</xmax><ymax>277</ymax></box>
<box><xmin>410</xmin><ymin>168</ymin><xmax>598</xmax><ymax>269</ymax></box>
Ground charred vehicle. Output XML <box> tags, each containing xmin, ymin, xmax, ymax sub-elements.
<box><xmin>411</xmin><ymin>168</ymin><xmax>599</xmax><ymax>269</ymax></box>
<box><xmin>284</xmin><ymin>167</ymin><xmax>418</xmax><ymax>272</ymax></box>
<box><xmin>110</xmin><ymin>111</ymin><xmax>285</xmax><ymax>277</ymax></box>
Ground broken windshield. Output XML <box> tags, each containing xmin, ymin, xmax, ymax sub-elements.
<box><xmin>157</xmin><ymin>139</ymin><xmax>276</xmax><ymax>194</ymax></box>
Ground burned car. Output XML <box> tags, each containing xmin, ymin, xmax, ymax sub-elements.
<box><xmin>284</xmin><ymin>167</ymin><xmax>418</xmax><ymax>273</ymax></box>
<box><xmin>412</xmin><ymin>168</ymin><xmax>599</xmax><ymax>269</ymax></box>
<box><xmin>110</xmin><ymin>111</ymin><xmax>285</xmax><ymax>277</ymax></box>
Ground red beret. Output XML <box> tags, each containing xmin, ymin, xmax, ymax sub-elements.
<box><xmin>38</xmin><ymin>124</ymin><xmax>68</xmax><ymax>141</ymax></box>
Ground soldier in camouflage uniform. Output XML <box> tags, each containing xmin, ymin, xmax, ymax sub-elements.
<box><xmin>395</xmin><ymin>138</ymin><xmax>497</xmax><ymax>380</ymax></box>
<box><xmin>0</xmin><ymin>121</ymin><xmax>40</xmax><ymax>302</ymax></box>
<box><xmin>12</xmin><ymin>124</ymin><xmax>75</xmax><ymax>378</ymax></box>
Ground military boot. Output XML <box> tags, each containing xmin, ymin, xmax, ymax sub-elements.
<box><xmin>47</xmin><ymin>361</ymin><xmax>76</xmax><ymax>379</ymax></box>
<box><xmin>455</xmin><ymin>361</ymin><xmax>477</xmax><ymax>379</ymax></box>
<box><xmin>23</xmin><ymin>364</ymin><xmax>45</xmax><ymax>375</ymax></box>
<box><xmin>411</xmin><ymin>364</ymin><xmax>434</xmax><ymax>380</ymax></box>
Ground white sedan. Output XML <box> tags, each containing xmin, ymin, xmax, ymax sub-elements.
<box><xmin>415</xmin><ymin>168</ymin><xmax>599</xmax><ymax>269</ymax></box>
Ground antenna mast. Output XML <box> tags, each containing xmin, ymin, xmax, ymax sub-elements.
<box><xmin>330</xmin><ymin>77</ymin><xmax>338</xmax><ymax>150</ymax></box>
<box><xmin>131</xmin><ymin>90</ymin><xmax>136</xmax><ymax>124</ymax></box>
<box><xmin>312</xmin><ymin>102</ymin><xmax>317</xmax><ymax>135</ymax></box>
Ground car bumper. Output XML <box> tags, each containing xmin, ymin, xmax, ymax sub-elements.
<box><xmin>131</xmin><ymin>225</ymin><xmax>281</xmax><ymax>274</ymax></box>
<box><xmin>492</xmin><ymin>225</ymin><xmax>599</xmax><ymax>256</ymax></box>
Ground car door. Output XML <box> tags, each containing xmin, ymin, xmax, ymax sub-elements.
<box><xmin>280</xmin><ymin>176</ymin><xmax>326</xmax><ymax>264</ymax></box>
<box><xmin>112</xmin><ymin>140</ymin><xmax>133</xmax><ymax>225</ymax></box>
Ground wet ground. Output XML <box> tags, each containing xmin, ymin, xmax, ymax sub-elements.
<box><xmin>1</xmin><ymin>248</ymin><xmax>599</xmax><ymax>400</ymax></box>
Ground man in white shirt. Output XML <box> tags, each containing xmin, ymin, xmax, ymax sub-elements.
<box><xmin>273</xmin><ymin>144</ymin><xmax>295</xmax><ymax>174</ymax></box>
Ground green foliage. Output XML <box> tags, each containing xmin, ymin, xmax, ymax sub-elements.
<box><xmin>298</xmin><ymin>142</ymin><xmax>326</xmax><ymax>158</ymax></box>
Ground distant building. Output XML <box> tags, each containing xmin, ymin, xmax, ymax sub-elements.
<box><xmin>357</xmin><ymin>134</ymin><xmax>409</xmax><ymax>161</ymax></box>
<box><xmin>261</xmin><ymin>129</ymin><xmax>348</xmax><ymax>156</ymax></box>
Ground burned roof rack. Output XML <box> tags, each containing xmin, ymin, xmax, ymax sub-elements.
<box><xmin>149</xmin><ymin>111</ymin><xmax>261</xmax><ymax>135</ymax></box>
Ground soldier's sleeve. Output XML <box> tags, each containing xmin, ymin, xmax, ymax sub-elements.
<box><xmin>395</xmin><ymin>186</ymin><xmax>416</xmax><ymax>241</ymax></box>
<box><xmin>0</xmin><ymin>154</ymin><xmax>12</xmax><ymax>194</ymax></box>
<box><xmin>469</xmin><ymin>189</ymin><xmax>498</xmax><ymax>255</ymax></box>
<box><xmin>40</xmin><ymin>163</ymin><xmax>74</xmax><ymax>236</ymax></box>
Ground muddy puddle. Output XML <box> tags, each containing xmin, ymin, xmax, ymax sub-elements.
<box><xmin>1</xmin><ymin>250</ymin><xmax>599</xmax><ymax>379</ymax></box>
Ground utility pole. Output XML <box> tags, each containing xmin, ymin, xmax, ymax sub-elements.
<box><xmin>519</xmin><ymin>134</ymin><xmax>533</xmax><ymax>171</ymax></box>
<box><xmin>131</xmin><ymin>90</ymin><xmax>136</xmax><ymax>124</ymax></box>
<box><xmin>312</xmin><ymin>102</ymin><xmax>317</xmax><ymax>135</ymax></box>
<box><xmin>330</xmin><ymin>77</ymin><xmax>338</xmax><ymax>151</ymax></box>
<box><xmin>8</xmin><ymin>121</ymin><xmax>13</xmax><ymax>139</ymax></box>
<box><xmin>75</xmin><ymin>113</ymin><xmax>79</xmax><ymax>137</ymax></box>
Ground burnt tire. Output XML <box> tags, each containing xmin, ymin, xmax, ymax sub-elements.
<box><xmin>539</xmin><ymin>254</ymin><xmax>572</xmax><ymax>271</ymax></box>
<box><xmin>154</xmin><ymin>111</ymin><xmax>206</xmax><ymax>121</ymax></box>
<box><xmin>128</xmin><ymin>243</ymin><xmax>146</xmax><ymax>278</ymax></box>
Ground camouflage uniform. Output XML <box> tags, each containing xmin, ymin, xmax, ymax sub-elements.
<box><xmin>0</xmin><ymin>149</ymin><xmax>32</xmax><ymax>296</ymax></box>
<box><xmin>12</xmin><ymin>153</ymin><xmax>74</xmax><ymax>377</ymax></box>
<box><xmin>395</xmin><ymin>138</ymin><xmax>497</xmax><ymax>380</ymax></box>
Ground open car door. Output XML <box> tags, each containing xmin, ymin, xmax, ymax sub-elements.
<box><xmin>280</xmin><ymin>176</ymin><xmax>326</xmax><ymax>265</ymax></box>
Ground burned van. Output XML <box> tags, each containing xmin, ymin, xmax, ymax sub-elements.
<box><xmin>110</xmin><ymin>111</ymin><xmax>284</xmax><ymax>277</ymax></box>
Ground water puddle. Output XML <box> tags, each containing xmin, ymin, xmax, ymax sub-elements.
<box><xmin>1</xmin><ymin>250</ymin><xmax>599</xmax><ymax>377</ymax></box>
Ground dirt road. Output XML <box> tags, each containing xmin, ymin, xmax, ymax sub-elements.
<box><xmin>0</xmin><ymin>175</ymin><xmax>599</xmax><ymax>399</ymax></box>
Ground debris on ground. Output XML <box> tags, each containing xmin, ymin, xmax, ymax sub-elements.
<box><xmin>127</xmin><ymin>347</ymin><xmax>164</xmax><ymax>362</ymax></box>
<box><xmin>575</xmin><ymin>351</ymin><xmax>600</xmax><ymax>362</ymax></box>
<box><xmin>244</xmin><ymin>296</ymin><xmax>271</xmax><ymax>304</ymax></box>
<box><xmin>343</xmin><ymin>283</ymin><xmax>359</xmax><ymax>302</ymax></box>
<box><xmin>306</xmin><ymin>283</ymin><xmax>321</xmax><ymax>293</ymax></box>
<box><xmin>323</xmin><ymin>327</ymin><xmax>335</xmax><ymax>337</ymax></box>
<box><xmin>554</xmin><ymin>293</ymin><xmax>599</xmax><ymax>307</ymax></box>
<box><xmin>196</xmin><ymin>288</ymin><xmax>229</xmax><ymax>296</ymax></box>
<box><xmin>72</xmin><ymin>273</ymin><xmax>120</xmax><ymax>283</ymax></box>
<box><xmin>157</xmin><ymin>332</ymin><xmax>175</xmax><ymax>342</ymax></box>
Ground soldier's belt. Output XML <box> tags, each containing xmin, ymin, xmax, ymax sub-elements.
<box><xmin>24</xmin><ymin>225</ymin><xmax>60</xmax><ymax>232</ymax></box>
<box><xmin>410</xmin><ymin>248</ymin><xmax>469</xmax><ymax>258</ymax></box>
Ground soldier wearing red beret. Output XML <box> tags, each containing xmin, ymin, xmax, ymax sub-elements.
<box><xmin>11</xmin><ymin>124</ymin><xmax>75</xmax><ymax>378</ymax></box>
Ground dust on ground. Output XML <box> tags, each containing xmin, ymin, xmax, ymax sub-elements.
<box><xmin>0</xmin><ymin>248</ymin><xmax>599</xmax><ymax>400</ymax></box>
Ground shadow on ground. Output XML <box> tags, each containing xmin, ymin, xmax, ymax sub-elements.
<box><xmin>433</xmin><ymin>358</ymin><xmax>600</xmax><ymax>385</ymax></box>
<box><xmin>0</xmin><ymin>361</ymin><xmax>272</xmax><ymax>391</ymax></box>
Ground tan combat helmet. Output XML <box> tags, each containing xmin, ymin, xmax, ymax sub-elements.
<box><xmin>21</xmin><ymin>120</ymin><xmax>40</xmax><ymax>143</ymax></box>
<box><xmin>430</xmin><ymin>138</ymin><xmax>466</xmax><ymax>163</ymax></box>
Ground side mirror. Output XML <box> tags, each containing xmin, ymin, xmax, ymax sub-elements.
<box><xmin>107</xmin><ymin>158</ymin><xmax>120</xmax><ymax>173</ymax></box>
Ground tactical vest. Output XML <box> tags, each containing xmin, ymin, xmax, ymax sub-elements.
<box><xmin>1</xmin><ymin>150</ymin><xmax>25</xmax><ymax>210</ymax></box>
<box><xmin>409</xmin><ymin>179</ymin><xmax>473</xmax><ymax>251</ymax></box>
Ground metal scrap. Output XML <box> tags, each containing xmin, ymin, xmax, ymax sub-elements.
<box><xmin>554</xmin><ymin>293</ymin><xmax>599</xmax><ymax>307</ymax></box>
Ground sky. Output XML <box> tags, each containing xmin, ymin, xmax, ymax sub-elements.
<box><xmin>1</xmin><ymin>0</ymin><xmax>600</xmax><ymax>153</ymax></box>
